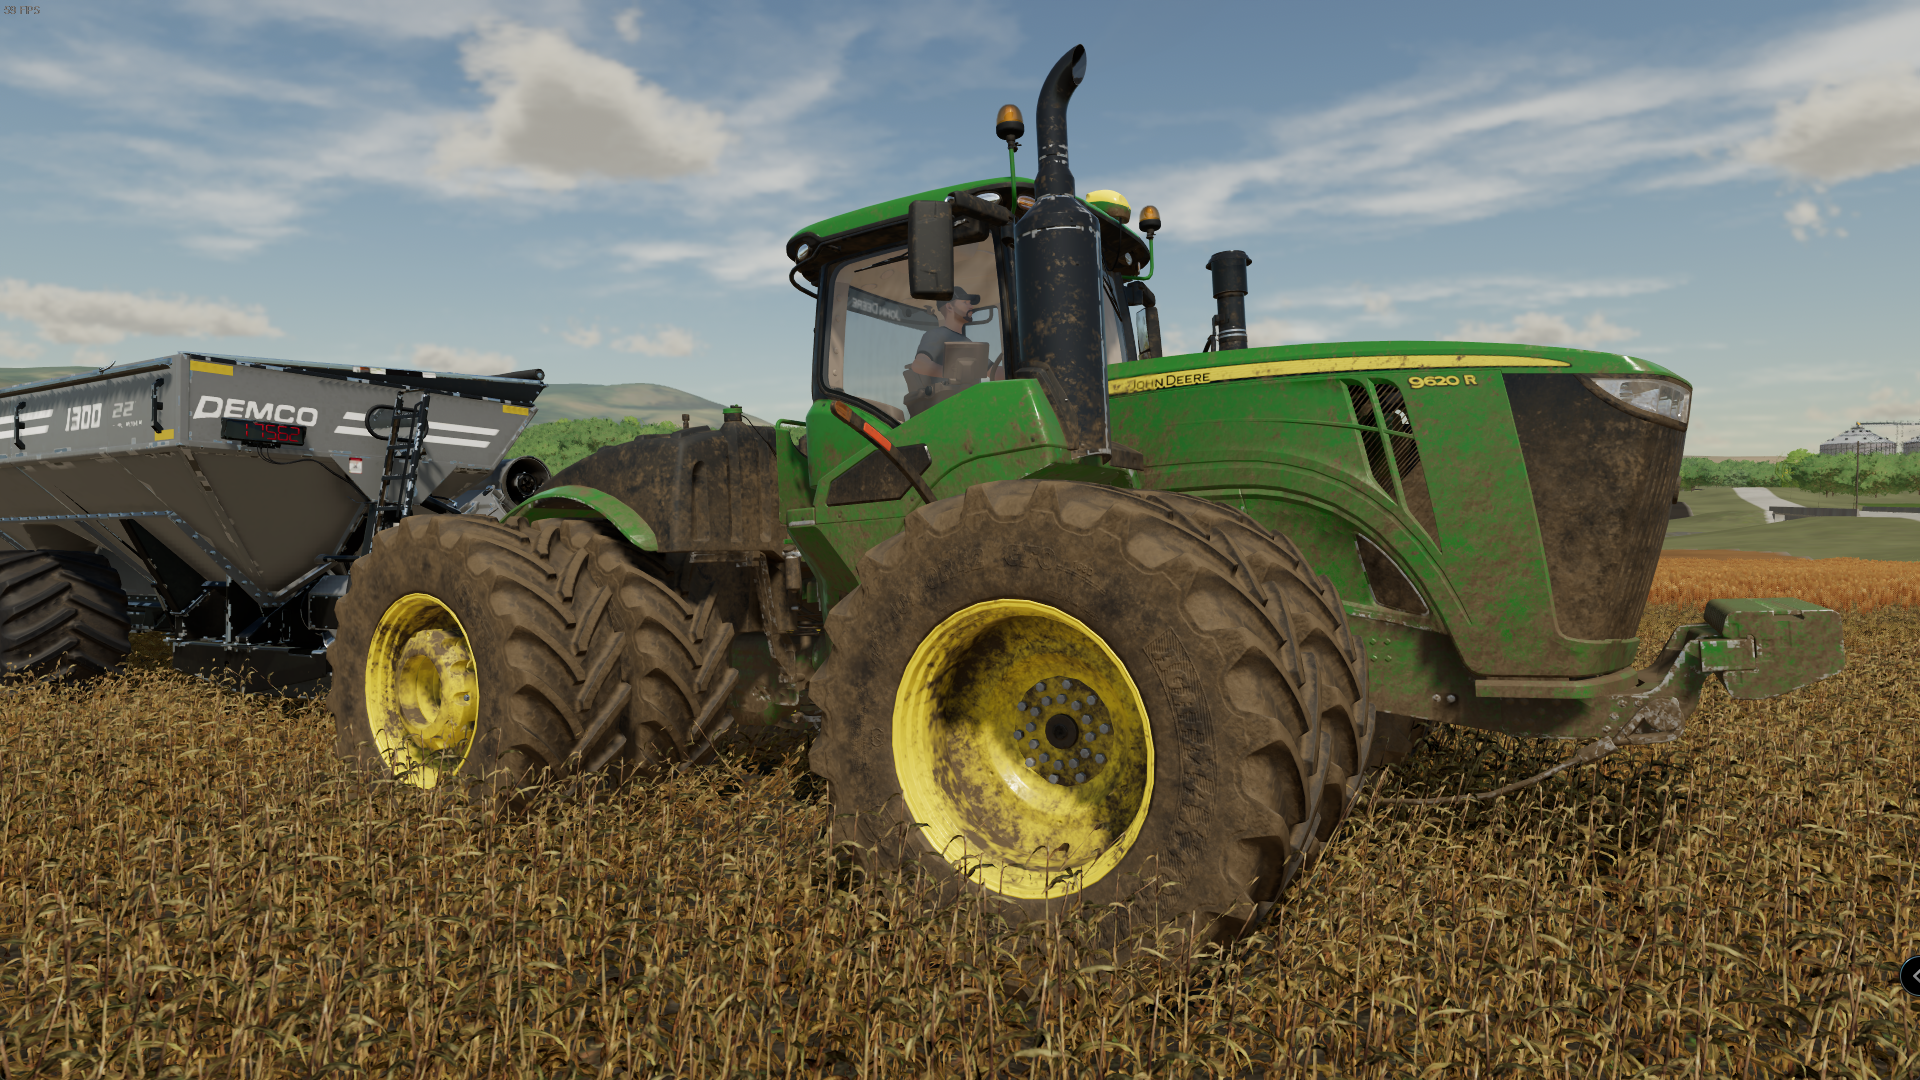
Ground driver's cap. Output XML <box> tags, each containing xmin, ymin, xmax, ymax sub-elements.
<box><xmin>945</xmin><ymin>286</ymin><xmax>980</xmax><ymax>304</ymax></box>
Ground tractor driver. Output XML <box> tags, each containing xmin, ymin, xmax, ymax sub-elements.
<box><xmin>908</xmin><ymin>287</ymin><xmax>979</xmax><ymax>381</ymax></box>
<box><xmin>902</xmin><ymin>286</ymin><xmax>1002</xmax><ymax>415</ymax></box>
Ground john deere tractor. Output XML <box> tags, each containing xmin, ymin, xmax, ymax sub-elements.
<box><xmin>331</xmin><ymin>46</ymin><xmax>1843</xmax><ymax>936</ymax></box>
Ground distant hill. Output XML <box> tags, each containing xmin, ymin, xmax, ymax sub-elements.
<box><xmin>0</xmin><ymin>368</ymin><xmax>757</xmax><ymax>426</ymax></box>
<box><xmin>0</xmin><ymin>366</ymin><xmax>92</xmax><ymax>389</ymax></box>
<box><xmin>534</xmin><ymin>383</ymin><xmax>763</xmax><ymax>426</ymax></box>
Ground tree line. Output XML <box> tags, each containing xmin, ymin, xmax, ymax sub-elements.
<box><xmin>507</xmin><ymin>416</ymin><xmax>679</xmax><ymax>472</ymax></box>
<box><xmin>1681</xmin><ymin>450</ymin><xmax>1920</xmax><ymax>497</ymax></box>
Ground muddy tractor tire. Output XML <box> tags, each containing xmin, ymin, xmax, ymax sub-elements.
<box><xmin>330</xmin><ymin>515</ymin><xmax>736</xmax><ymax>799</ymax></box>
<box><xmin>809</xmin><ymin>480</ymin><xmax>1372</xmax><ymax>938</ymax></box>
<box><xmin>0</xmin><ymin>550</ymin><xmax>132</xmax><ymax>681</ymax></box>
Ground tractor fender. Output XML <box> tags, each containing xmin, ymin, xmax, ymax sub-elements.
<box><xmin>503</xmin><ymin>484</ymin><xmax>660</xmax><ymax>552</ymax></box>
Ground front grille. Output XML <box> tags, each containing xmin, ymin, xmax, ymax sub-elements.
<box><xmin>1506</xmin><ymin>373</ymin><xmax>1686</xmax><ymax>641</ymax></box>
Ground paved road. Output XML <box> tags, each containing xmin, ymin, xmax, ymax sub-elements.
<box><xmin>1735</xmin><ymin>486</ymin><xmax>1920</xmax><ymax>524</ymax></box>
<box><xmin>1735</xmin><ymin>487</ymin><xmax>1796</xmax><ymax>523</ymax></box>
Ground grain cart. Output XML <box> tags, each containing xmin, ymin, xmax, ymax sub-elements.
<box><xmin>329</xmin><ymin>47</ymin><xmax>1844</xmax><ymax>936</ymax></box>
<box><xmin>0</xmin><ymin>352</ymin><xmax>548</xmax><ymax>691</ymax></box>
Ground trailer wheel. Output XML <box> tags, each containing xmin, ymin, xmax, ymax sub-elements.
<box><xmin>0</xmin><ymin>550</ymin><xmax>132</xmax><ymax>681</ymax></box>
<box><xmin>808</xmin><ymin>480</ymin><xmax>1372</xmax><ymax>939</ymax></box>
<box><xmin>330</xmin><ymin>516</ymin><xmax>718</xmax><ymax>798</ymax></box>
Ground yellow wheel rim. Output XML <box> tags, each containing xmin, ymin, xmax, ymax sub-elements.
<box><xmin>365</xmin><ymin>593</ymin><xmax>479</xmax><ymax>789</ymax></box>
<box><xmin>893</xmin><ymin>599</ymin><xmax>1154</xmax><ymax>899</ymax></box>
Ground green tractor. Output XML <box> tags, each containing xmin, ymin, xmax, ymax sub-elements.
<box><xmin>330</xmin><ymin>46</ymin><xmax>1843</xmax><ymax>936</ymax></box>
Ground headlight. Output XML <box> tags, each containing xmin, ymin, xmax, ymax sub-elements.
<box><xmin>1584</xmin><ymin>375</ymin><xmax>1690</xmax><ymax>428</ymax></box>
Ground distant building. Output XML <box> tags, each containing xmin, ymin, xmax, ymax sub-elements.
<box><xmin>1819</xmin><ymin>424</ymin><xmax>1896</xmax><ymax>455</ymax></box>
<box><xmin>1904</xmin><ymin>437</ymin><xmax>1920</xmax><ymax>455</ymax></box>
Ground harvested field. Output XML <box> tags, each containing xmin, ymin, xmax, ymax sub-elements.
<box><xmin>1654</xmin><ymin>551</ymin><xmax>1920</xmax><ymax>614</ymax></box>
<box><xmin>2</xmin><ymin>607</ymin><xmax>1917</xmax><ymax>1078</ymax></box>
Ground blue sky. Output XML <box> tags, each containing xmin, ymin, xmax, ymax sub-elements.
<box><xmin>4</xmin><ymin>1</ymin><xmax>1919</xmax><ymax>454</ymax></box>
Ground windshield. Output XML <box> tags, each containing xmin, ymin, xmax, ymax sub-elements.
<box><xmin>822</xmin><ymin>240</ymin><xmax>1008</xmax><ymax>423</ymax></box>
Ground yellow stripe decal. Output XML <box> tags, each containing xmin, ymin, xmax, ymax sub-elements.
<box><xmin>502</xmin><ymin>404</ymin><xmax>530</xmax><ymax>416</ymax></box>
<box><xmin>153</xmin><ymin>428</ymin><xmax>174</xmax><ymax>441</ymax></box>
<box><xmin>188</xmin><ymin>360</ymin><xmax>233</xmax><ymax>376</ymax></box>
<box><xmin>1107</xmin><ymin>354</ymin><xmax>1570</xmax><ymax>396</ymax></box>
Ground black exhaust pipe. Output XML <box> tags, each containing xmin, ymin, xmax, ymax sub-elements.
<box><xmin>1014</xmin><ymin>45</ymin><xmax>1110</xmax><ymax>458</ymax></box>
<box><xmin>1206</xmin><ymin>250</ymin><xmax>1251</xmax><ymax>351</ymax></box>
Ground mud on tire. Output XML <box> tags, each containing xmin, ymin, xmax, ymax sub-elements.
<box><xmin>808</xmin><ymin>479</ymin><xmax>1372</xmax><ymax>939</ymax></box>
<box><xmin>0</xmin><ymin>550</ymin><xmax>132</xmax><ymax>681</ymax></box>
<box><xmin>330</xmin><ymin>515</ymin><xmax>736</xmax><ymax>799</ymax></box>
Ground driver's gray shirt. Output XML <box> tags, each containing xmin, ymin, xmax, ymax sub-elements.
<box><xmin>914</xmin><ymin>326</ymin><xmax>971</xmax><ymax>366</ymax></box>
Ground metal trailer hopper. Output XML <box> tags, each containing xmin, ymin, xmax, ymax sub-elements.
<box><xmin>0</xmin><ymin>351</ymin><xmax>548</xmax><ymax>691</ymax></box>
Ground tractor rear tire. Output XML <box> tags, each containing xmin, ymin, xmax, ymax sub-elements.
<box><xmin>330</xmin><ymin>516</ymin><xmax>733</xmax><ymax>800</ymax></box>
<box><xmin>0</xmin><ymin>550</ymin><xmax>132</xmax><ymax>681</ymax></box>
<box><xmin>808</xmin><ymin>480</ymin><xmax>1372</xmax><ymax>939</ymax></box>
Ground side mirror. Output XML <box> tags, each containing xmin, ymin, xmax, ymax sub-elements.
<box><xmin>907</xmin><ymin>200</ymin><xmax>954</xmax><ymax>300</ymax></box>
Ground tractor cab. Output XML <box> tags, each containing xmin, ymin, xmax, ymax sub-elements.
<box><xmin>787</xmin><ymin>179</ymin><xmax>1151</xmax><ymax>430</ymax></box>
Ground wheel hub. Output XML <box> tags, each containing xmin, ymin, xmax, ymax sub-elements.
<box><xmin>394</xmin><ymin>629</ymin><xmax>477</xmax><ymax>750</ymax></box>
<box><xmin>1015</xmin><ymin>677</ymin><xmax>1115</xmax><ymax>787</ymax></box>
<box><xmin>365</xmin><ymin>593</ymin><xmax>479</xmax><ymax>789</ymax></box>
<box><xmin>892</xmin><ymin>600</ymin><xmax>1154</xmax><ymax>900</ymax></box>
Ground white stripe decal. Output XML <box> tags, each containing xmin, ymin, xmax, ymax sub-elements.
<box><xmin>11</xmin><ymin>409</ymin><xmax>53</xmax><ymax>421</ymax></box>
<box><xmin>423</xmin><ymin>434</ymin><xmax>491</xmax><ymax>448</ymax></box>
<box><xmin>426</xmin><ymin>421</ymin><xmax>500</xmax><ymax>436</ymax></box>
<box><xmin>333</xmin><ymin>425</ymin><xmax>378</xmax><ymax>438</ymax></box>
<box><xmin>342</xmin><ymin>411</ymin><xmax>365</xmax><ymax>421</ymax></box>
<box><xmin>4</xmin><ymin>425</ymin><xmax>51</xmax><ymax>437</ymax></box>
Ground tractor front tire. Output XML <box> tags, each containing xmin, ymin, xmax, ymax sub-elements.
<box><xmin>330</xmin><ymin>516</ymin><xmax>729</xmax><ymax>799</ymax></box>
<box><xmin>808</xmin><ymin>480</ymin><xmax>1372</xmax><ymax>939</ymax></box>
<box><xmin>0</xmin><ymin>551</ymin><xmax>132</xmax><ymax>681</ymax></box>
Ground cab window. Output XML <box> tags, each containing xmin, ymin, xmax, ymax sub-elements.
<box><xmin>822</xmin><ymin>241</ymin><xmax>1007</xmax><ymax>423</ymax></box>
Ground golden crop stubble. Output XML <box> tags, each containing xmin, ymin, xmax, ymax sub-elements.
<box><xmin>0</xmin><ymin>610</ymin><xmax>1914</xmax><ymax>1079</ymax></box>
<box><xmin>1652</xmin><ymin>551</ymin><xmax>1920</xmax><ymax>614</ymax></box>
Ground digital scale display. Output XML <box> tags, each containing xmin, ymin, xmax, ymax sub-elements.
<box><xmin>220</xmin><ymin>417</ymin><xmax>307</xmax><ymax>447</ymax></box>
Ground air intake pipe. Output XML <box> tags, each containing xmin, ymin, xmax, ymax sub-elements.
<box><xmin>1014</xmin><ymin>45</ymin><xmax>1110</xmax><ymax>458</ymax></box>
<box><xmin>1206</xmin><ymin>250</ymin><xmax>1251</xmax><ymax>351</ymax></box>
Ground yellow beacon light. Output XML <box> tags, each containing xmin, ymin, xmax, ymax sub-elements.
<box><xmin>1086</xmin><ymin>189</ymin><xmax>1131</xmax><ymax>224</ymax></box>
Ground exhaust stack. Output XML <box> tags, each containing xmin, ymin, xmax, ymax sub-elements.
<box><xmin>1206</xmin><ymin>250</ymin><xmax>1251</xmax><ymax>351</ymax></box>
<box><xmin>1014</xmin><ymin>45</ymin><xmax>1110</xmax><ymax>458</ymax></box>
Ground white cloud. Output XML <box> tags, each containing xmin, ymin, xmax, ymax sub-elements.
<box><xmin>1449</xmin><ymin>312</ymin><xmax>1639</xmax><ymax>350</ymax></box>
<box><xmin>72</xmin><ymin>347</ymin><xmax>111</xmax><ymax>367</ymax></box>
<box><xmin>609</xmin><ymin>327</ymin><xmax>695</xmax><ymax>356</ymax></box>
<box><xmin>1268</xmin><ymin>275</ymin><xmax>1677</xmax><ymax>319</ymax></box>
<box><xmin>614</xmin><ymin>9</ymin><xmax>642</xmax><ymax>44</ymax></box>
<box><xmin>0</xmin><ymin>279</ymin><xmax>282</xmax><ymax>344</ymax></box>
<box><xmin>436</xmin><ymin>23</ymin><xmax>730</xmax><ymax>190</ymax></box>
<box><xmin>1246</xmin><ymin>318</ymin><xmax>1333</xmax><ymax>348</ymax></box>
<box><xmin>1783</xmin><ymin>198</ymin><xmax>1848</xmax><ymax>241</ymax></box>
<box><xmin>173</xmin><ymin>0</ymin><xmax>585</xmax><ymax>41</ymax></box>
<box><xmin>410</xmin><ymin>343</ymin><xmax>521</xmax><ymax>375</ymax></box>
<box><xmin>1744</xmin><ymin>69</ymin><xmax>1920</xmax><ymax>183</ymax></box>
<box><xmin>562</xmin><ymin>326</ymin><xmax>602</xmax><ymax>347</ymax></box>
<box><xmin>612</xmin><ymin>232</ymin><xmax>793</xmax><ymax>286</ymax></box>
<box><xmin>1118</xmin><ymin>10</ymin><xmax>1920</xmax><ymax>241</ymax></box>
<box><xmin>0</xmin><ymin>330</ymin><xmax>42</xmax><ymax>361</ymax></box>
